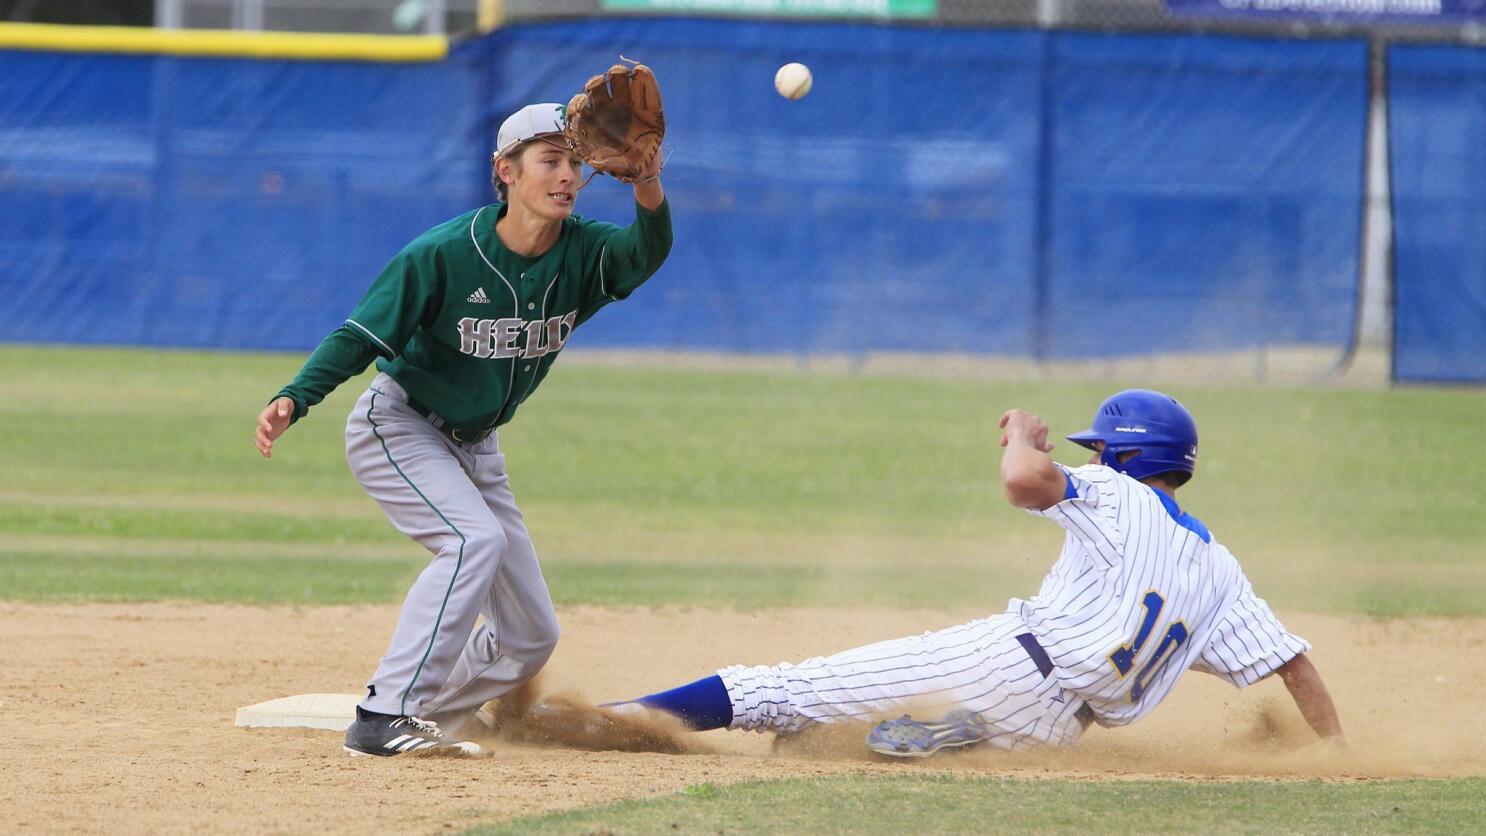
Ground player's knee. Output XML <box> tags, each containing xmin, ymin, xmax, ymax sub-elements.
<box><xmin>505</xmin><ymin>625</ymin><xmax>558</xmax><ymax>679</ymax></box>
<box><xmin>460</xmin><ymin>525</ymin><xmax>510</xmax><ymax>569</ymax></box>
<box><xmin>529</xmin><ymin>616</ymin><xmax>560</xmax><ymax>665</ymax></box>
<box><xmin>501</xmin><ymin>608</ymin><xmax>558</xmax><ymax>670</ymax></box>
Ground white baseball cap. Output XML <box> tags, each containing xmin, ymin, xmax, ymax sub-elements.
<box><xmin>495</xmin><ymin>103</ymin><xmax>567</xmax><ymax>159</ymax></box>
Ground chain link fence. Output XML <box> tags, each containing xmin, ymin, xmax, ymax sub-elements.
<box><xmin>492</xmin><ymin>0</ymin><xmax>1486</xmax><ymax>42</ymax></box>
<box><xmin>154</xmin><ymin>0</ymin><xmax>478</xmax><ymax>34</ymax></box>
<box><xmin>141</xmin><ymin>0</ymin><xmax>1486</xmax><ymax>42</ymax></box>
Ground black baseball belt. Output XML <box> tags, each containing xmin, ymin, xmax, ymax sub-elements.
<box><xmin>404</xmin><ymin>396</ymin><xmax>496</xmax><ymax>445</ymax></box>
<box><xmin>1016</xmin><ymin>632</ymin><xmax>1097</xmax><ymax>730</ymax></box>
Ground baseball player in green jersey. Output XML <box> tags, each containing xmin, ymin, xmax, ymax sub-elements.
<box><xmin>253</xmin><ymin>101</ymin><xmax>671</xmax><ymax>757</ymax></box>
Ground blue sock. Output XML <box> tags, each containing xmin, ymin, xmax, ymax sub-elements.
<box><xmin>635</xmin><ymin>674</ymin><xmax>732</xmax><ymax>731</ymax></box>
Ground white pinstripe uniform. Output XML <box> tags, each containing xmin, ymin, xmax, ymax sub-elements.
<box><xmin>717</xmin><ymin>463</ymin><xmax>1310</xmax><ymax>749</ymax></box>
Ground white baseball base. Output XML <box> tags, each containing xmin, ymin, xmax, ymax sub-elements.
<box><xmin>234</xmin><ymin>693</ymin><xmax>361</xmax><ymax>731</ymax></box>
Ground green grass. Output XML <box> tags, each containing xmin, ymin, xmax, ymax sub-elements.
<box><xmin>0</xmin><ymin>551</ymin><xmax>1035</xmax><ymax>608</ymax></box>
<box><xmin>0</xmin><ymin>502</ymin><xmax>394</xmax><ymax>544</ymax></box>
<box><xmin>2</xmin><ymin>344</ymin><xmax>1484</xmax><ymax>614</ymax></box>
<box><xmin>471</xmin><ymin>775</ymin><xmax>1486</xmax><ymax>835</ymax></box>
<box><xmin>0</xmin><ymin>550</ymin><xmax>415</xmax><ymax>604</ymax></box>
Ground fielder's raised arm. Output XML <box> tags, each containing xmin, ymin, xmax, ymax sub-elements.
<box><xmin>632</xmin><ymin>152</ymin><xmax>665</xmax><ymax>211</ymax></box>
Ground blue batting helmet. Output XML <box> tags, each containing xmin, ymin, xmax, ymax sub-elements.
<box><xmin>1066</xmin><ymin>389</ymin><xmax>1198</xmax><ymax>482</ymax></box>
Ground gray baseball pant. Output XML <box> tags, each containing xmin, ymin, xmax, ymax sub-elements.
<box><xmin>344</xmin><ymin>373</ymin><xmax>559</xmax><ymax>732</ymax></box>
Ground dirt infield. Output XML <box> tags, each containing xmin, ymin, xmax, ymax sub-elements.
<box><xmin>5</xmin><ymin>602</ymin><xmax>1482</xmax><ymax>833</ymax></box>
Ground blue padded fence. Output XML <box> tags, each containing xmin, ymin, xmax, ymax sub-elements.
<box><xmin>1</xmin><ymin>19</ymin><xmax>1370</xmax><ymax>361</ymax></box>
<box><xmin>473</xmin><ymin>21</ymin><xmax>1049</xmax><ymax>355</ymax></box>
<box><xmin>1388</xmin><ymin>44</ymin><xmax>1486</xmax><ymax>384</ymax></box>
<box><xmin>1043</xmin><ymin>34</ymin><xmax>1366</xmax><ymax>359</ymax></box>
<box><xmin>0</xmin><ymin>48</ymin><xmax>486</xmax><ymax>350</ymax></box>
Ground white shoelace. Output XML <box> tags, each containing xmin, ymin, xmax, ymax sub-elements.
<box><xmin>390</xmin><ymin>716</ymin><xmax>443</xmax><ymax>737</ymax></box>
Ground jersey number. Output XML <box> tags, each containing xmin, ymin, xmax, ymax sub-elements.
<box><xmin>1107</xmin><ymin>590</ymin><xmax>1189</xmax><ymax>702</ymax></box>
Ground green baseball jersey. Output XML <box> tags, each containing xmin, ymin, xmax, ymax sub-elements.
<box><xmin>277</xmin><ymin>198</ymin><xmax>671</xmax><ymax>430</ymax></box>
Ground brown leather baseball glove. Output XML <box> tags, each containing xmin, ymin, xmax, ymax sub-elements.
<box><xmin>564</xmin><ymin>62</ymin><xmax>665</xmax><ymax>183</ymax></box>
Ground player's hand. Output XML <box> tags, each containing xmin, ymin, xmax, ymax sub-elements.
<box><xmin>632</xmin><ymin>150</ymin><xmax>665</xmax><ymax>210</ymax></box>
<box><xmin>637</xmin><ymin>150</ymin><xmax>663</xmax><ymax>181</ymax></box>
<box><xmin>255</xmin><ymin>397</ymin><xmax>295</xmax><ymax>459</ymax></box>
<box><xmin>999</xmin><ymin>409</ymin><xmax>1055</xmax><ymax>453</ymax></box>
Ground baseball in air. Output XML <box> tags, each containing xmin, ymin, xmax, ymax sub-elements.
<box><xmin>774</xmin><ymin>62</ymin><xmax>813</xmax><ymax>100</ymax></box>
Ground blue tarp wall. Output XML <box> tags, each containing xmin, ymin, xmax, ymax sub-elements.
<box><xmin>0</xmin><ymin>49</ymin><xmax>485</xmax><ymax>350</ymax></box>
<box><xmin>1</xmin><ymin>19</ymin><xmax>1369</xmax><ymax>360</ymax></box>
<box><xmin>1388</xmin><ymin>44</ymin><xmax>1486</xmax><ymax>384</ymax></box>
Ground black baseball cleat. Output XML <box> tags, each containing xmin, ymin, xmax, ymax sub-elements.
<box><xmin>343</xmin><ymin>706</ymin><xmax>482</xmax><ymax>757</ymax></box>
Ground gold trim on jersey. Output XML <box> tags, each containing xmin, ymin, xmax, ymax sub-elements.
<box><xmin>1107</xmin><ymin>588</ymin><xmax>1164</xmax><ymax>680</ymax></box>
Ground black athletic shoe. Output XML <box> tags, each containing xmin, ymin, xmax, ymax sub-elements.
<box><xmin>343</xmin><ymin>707</ymin><xmax>482</xmax><ymax>757</ymax></box>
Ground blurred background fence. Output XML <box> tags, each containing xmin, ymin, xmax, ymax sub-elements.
<box><xmin>0</xmin><ymin>1</ymin><xmax>1481</xmax><ymax>383</ymax></box>
<box><xmin>1387</xmin><ymin>44</ymin><xmax>1486</xmax><ymax>385</ymax></box>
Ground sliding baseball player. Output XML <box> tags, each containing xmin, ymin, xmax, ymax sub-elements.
<box><xmin>611</xmin><ymin>390</ymin><xmax>1345</xmax><ymax>756</ymax></box>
